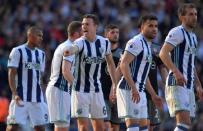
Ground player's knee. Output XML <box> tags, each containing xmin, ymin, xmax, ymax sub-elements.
<box><xmin>78</xmin><ymin>125</ymin><xmax>88</xmax><ymax>131</ymax></box>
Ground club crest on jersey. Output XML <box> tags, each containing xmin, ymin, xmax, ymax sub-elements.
<box><xmin>77</xmin><ymin>108</ymin><xmax>82</xmax><ymax>115</ymax></box>
<box><xmin>99</xmin><ymin>47</ymin><xmax>104</xmax><ymax>54</ymax></box>
<box><xmin>145</xmin><ymin>55</ymin><xmax>152</xmax><ymax>63</ymax></box>
<box><xmin>83</xmin><ymin>56</ymin><xmax>103</xmax><ymax>64</ymax></box>
<box><xmin>25</xmin><ymin>62</ymin><xmax>40</xmax><ymax>70</ymax></box>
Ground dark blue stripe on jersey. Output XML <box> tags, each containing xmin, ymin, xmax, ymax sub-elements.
<box><xmin>105</xmin><ymin>40</ymin><xmax>108</xmax><ymax>53</ymax></box>
<box><xmin>167</xmin><ymin>72</ymin><xmax>176</xmax><ymax>86</ymax></box>
<box><xmin>25</xmin><ymin>48</ymin><xmax>33</xmax><ymax>102</ymax></box>
<box><xmin>35</xmin><ymin>50</ymin><xmax>41</xmax><ymax>102</ymax></box>
<box><xmin>75</xmin><ymin>47</ymin><xmax>84</xmax><ymax>91</ymax></box>
<box><xmin>178</xmin><ymin>29</ymin><xmax>186</xmax><ymax>73</ymax></box>
<box><xmin>54</xmin><ymin>60</ymin><xmax>68</xmax><ymax>92</ymax></box>
<box><xmin>17</xmin><ymin>49</ymin><xmax>23</xmax><ymax>100</ymax></box>
<box><xmin>132</xmin><ymin>51</ymin><xmax>143</xmax><ymax>82</ymax></box>
<box><xmin>185</xmin><ymin>31</ymin><xmax>193</xmax><ymax>89</ymax></box>
<box><xmin>139</xmin><ymin>39</ymin><xmax>150</xmax><ymax>91</ymax></box>
<box><xmin>93</xmin><ymin>39</ymin><xmax>101</xmax><ymax>92</ymax></box>
<box><xmin>84</xmin><ymin>40</ymin><xmax>91</xmax><ymax>92</ymax></box>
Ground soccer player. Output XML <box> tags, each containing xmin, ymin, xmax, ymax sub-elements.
<box><xmin>7</xmin><ymin>26</ymin><xmax>48</xmax><ymax>131</ymax></box>
<box><xmin>101</xmin><ymin>24</ymin><xmax>122</xmax><ymax>131</ymax></box>
<box><xmin>159</xmin><ymin>3</ymin><xmax>203</xmax><ymax>131</ymax></box>
<box><xmin>147</xmin><ymin>42</ymin><xmax>168</xmax><ymax>131</ymax></box>
<box><xmin>63</xmin><ymin>14</ymin><xmax>117</xmax><ymax>131</ymax></box>
<box><xmin>46</xmin><ymin>21</ymin><xmax>82</xmax><ymax>131</ymax></box>
<box><xmin>116</xmin><ymin>14</ymin><xmax>162</xmax><ymax>131</ymax></box>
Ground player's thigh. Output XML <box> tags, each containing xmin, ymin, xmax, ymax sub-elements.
<box><xmin>7</xmin><ymin>100</ymin><xmax>28</xmax><ymax>125</ymax></box>
<box><xmin>165</xmin><ymin>86</ymin><xmax>190</xmax><ymax>117</ymax></box>
<box><xmin>71</xmin><ymin>91</ymin><xmax>90</xmax><ymax>118</ymax></box>
<box><xmin>147</xmin><ymin>99</ymin><xmax>161</xmax><ymax>125</ymax></box>
<box><xmin>189</xmin><ymin>90</ymin><xmax>196</xmax><ymax>118</ymax></box>
<box><xmin>90</xmin><ymin>91</ymin><xmax>107</xmax><ymax>119</ymax></box>
<box><xmin>104</xmin><ymin>100</ymin><xmax>111</xmax><ymax>121</ymax></box>
<box><xmin>111</xmin><ymin>102</ymin><xmax>122</xmax><ymax>124</ymax></box>
<box><xmin>46</xmin><ymin>86</ymin><xmax>71</xmax><ymax>124</ymax></box>
<box><xmin>28</xmin><ymin>102</ymin><xmax>48</xmax><ymax>127</ymax></box>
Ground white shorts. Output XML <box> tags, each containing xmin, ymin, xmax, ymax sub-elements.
<box><xmin>46</xmin><ymin>86</ymin><xmax>71</xmax><ymax>125</ymax></box>
<box><xmin>117</xmin><ymin>88</ymin><xmax>148</xmax><ymax>119</ymax></box>
<box><xmin>71</xmin><ymin>90</ymin><xmax>107</xmax><ymax>119</ymax></box>
<box><xmin>7</xmin><ymin>100</ymin><xmax>48</xmax><ymax>127</ymax></box>
<box><xmin>165</xmin><ymin>86</ymin><xmax>196</xmax><ymax>117</ymax></box>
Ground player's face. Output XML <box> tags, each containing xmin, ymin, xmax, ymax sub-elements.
<box><xmin>30</xmin><ymin>31</ymin><xmax>43</xmax><ymax>47</ymax></box>
<box><xmin>106</xmin><ymin>28</ymin><xmax>119</xmax><ymax>44</ymax></box>
<box><xmin>82</xmin><ymin>18</ymin><xmax>97</xmax><ymax>38</ymax></box>
<box><xmin>183</xmin><ymin>8</ymin><xmax>197</xmax><ymax>29</ymax></box>
<box><xmin>141</xmin><ymin>20</ymin><xmax>158</xmax><ymax>40</ymax></box>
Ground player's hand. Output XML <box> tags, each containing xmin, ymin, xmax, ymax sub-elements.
<box><xmin>14</xmin><ymin>95</ymin><xmax>24</xmax><ymax>107</ymax></box>
<box><xmin>173</xmin><ymin>69</ymin><xmax>186</xmax><ymax>86</ymax></box>
<box><xmin>109</xmin><ymin>85</ymin><xmax>117</xmax><ymax>104</ymax></box>
<box><xmin>152</xmin><ymin>95</ymin><xmax>163</xmax><ymax>110</ymax></box>
<box><xmin>131</xmin><ymin>87</ymin><xmax>140</xmax><ymax>103</ymax></box>
<box><xmin>196</xmin><ymin>86</ymin><xmax>203</xmax><ymax>102</ymax></box>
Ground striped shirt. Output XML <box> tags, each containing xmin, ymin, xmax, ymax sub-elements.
<box><xmin>48</xmin><ymin>39</ymin><xmax>74</xmax><ymax>93</ymax></box>
<box><xmin>118</xmin><ymin>34</ymin><xmax>152</xmax><ymax>92</ymax></box>
<box><xmin>165</xmin><ymin>25</ymin><xmax>197</xmax><ymax>89</ymax></box>
<box><xmin>72</xmin><ymin>35</ymin><xmax>111</xmax><ymax>93</ymax></box>
<box><xmin>8</xmin><ymin>44</ymin><xmax>45</xmax><ymax>102</ymax></box>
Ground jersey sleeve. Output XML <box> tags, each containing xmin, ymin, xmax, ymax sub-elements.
<box><xmin>165</xmin><ymin>28</ymin><xmax>184</xmax><ymax>47</ymax></box>
<box><xmin>63</xmin><ymin>55</ymin><xmax>74</xmax><ymax>63</ymax></box>
<box><xmin>41</xmin><ymin>52</ymin><xmax>46</xmax><ymax>72</ymax></box>
<box><xmin>74</xmin><ymin>39</ymin><xmax>83</xmax><ymax>53</ymax></box>
<box><xmin>105</xmin><ymin>39</ymin><xmax>111</xmax><ymax>55</ymax></box>
<box><xmin>7</xmin><ymin>48</ymin><xmax>20</xmax><ymax>68</ymax></box>
<box><xmin>125</xmin><ymin>39</ymin><xmax>143</xmax><ymax>56</ymax></box>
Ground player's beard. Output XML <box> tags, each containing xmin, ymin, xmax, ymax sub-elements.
<box><xmin>110</xmin><ymin>39</ymin><xmax>118</xmax><ymax>44</ymax></box>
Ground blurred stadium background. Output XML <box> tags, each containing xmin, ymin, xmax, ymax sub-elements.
<box><xmin>0</xmin><ymin>0</ymin><xmax>203</xmax><ymax>130</ymax></box>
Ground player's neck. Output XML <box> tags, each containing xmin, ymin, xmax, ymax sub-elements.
<box><xmin>182</xmin><ymin>24</ymin><xmax>193</xmax><ymax>32</ymax></box>
<box><xmin>111</xmin><ymin>43</ymin><xmax>118</xmax><ymax>50</ymax></box>
<box><xmin>26</xmin><ymin>42</ymin><xmax>35</xmax><ymax>50</ymax></box>
<box><xmin>85</xmin><ymin>34</ymin><xmax>96</xmax><ymax>42</ymax></box>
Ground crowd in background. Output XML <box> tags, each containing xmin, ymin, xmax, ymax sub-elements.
<box><xmin>0</xmin><ymin>0</ymin><xmax>203</xmax><ymax>130</ymax></box>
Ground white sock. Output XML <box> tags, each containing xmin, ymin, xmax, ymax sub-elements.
<box><xmin>174</xmin><ymin>123</ymin><xmax>189</xmax><ymax>131</ymax></box>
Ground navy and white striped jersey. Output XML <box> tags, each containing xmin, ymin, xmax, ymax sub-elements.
<box><xmin>72</xmin><ymin>35</ymin><xmax>111</xmax><ymax>93</ymax></box>
<box><xmin>8</xmin><ymin>44</ymin><xmax>45</xmax><ymax>102</ymax></box>
<box><xmin>165</xmin><ymin>25</ymin><xmax>197</xmax><ymax>89</ymax></box>
<box><xmin>118</xmin><ymin>34</ymin><xmax>152</xmax><ymax>92</ymax></box>
<box><xmin>48</xmin><ymin>39</ymin><xmax>74</xmax><ymax>93</ymax></box>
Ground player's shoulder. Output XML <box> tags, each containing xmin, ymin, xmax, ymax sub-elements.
<box><xmin>168</xmin><ymin>25</ymin><xmax>183</xmax><ymax>35</ymax></box>
<box><xmin>74</xmin><ymin>36</ymin><xmax>85</xmax><ymax>43</ymax></box>
<box><xmin>127</xmin><ymin>34</ymin><xmax>143</xmax><ymax>45</ymax></box>
<box><xmin>11</xmin><ymin>44</ymin><xmax>26</xmax><ymax>52</ymax></box>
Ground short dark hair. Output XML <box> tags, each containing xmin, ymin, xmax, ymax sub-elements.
<box><xmin>83</xmin><ymin>14</ymin><xmax>99</xmax><ymax>25</ymax></box>
<box><xmin>27</xmin><ymin>26</ymin><xmax>42</xmax><ymax>35</ymax></box>
<box><xmin>67</xmin><ymin>21</ymin><xmax>82</xmax><ymax>36</ymax></box>
<box><xmin>104</xmin><ymin>24</ymin><xmax>119</xmax><ymax>34</ymax></box>
<box><xmin>178</xmin><ymin>3</ymin><xmax>196</xmax><ymax>16</ymax></box>
<box><xmin>137</xmin><ymin>14</ymin><xmax>158</xmax><ymax>28</ymax></box>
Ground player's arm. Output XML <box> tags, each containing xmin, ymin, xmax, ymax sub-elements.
<box><xmin>159</xmin><ymin>43</ymin><xmax>186</xmax><ymax>86</ymax></box>
<box><xmin>194</xmin><ymin>68</ymin><xmax>203</xmax><ymax>101</ymax></box>
<box><xmin>120</xmin><ymin>51</ymin><xmax>140</xmax><ymax>103</ymax></box>
<box><xmin>62</xmin><ymin>60</ymin><xmax>74</xmax><ymax>85</ymax></box>
<box><xmin>146</xmin><ymin>77</ymin><xmax>163</xmax><ymax>110</ymax></box>
<box><xmin>158</xmin><ymin>64</ymin><xmax>168</xmax><ymax>84</ymax></box>
<box><xmin>8</xmin><ymin>68</ymin><xmax>17</xmax><ymax>97</ymax></box>
<box><xmin>63</xmin><ymin>45</ymin><xmax>79</xmax><ymax>56</ymax></box>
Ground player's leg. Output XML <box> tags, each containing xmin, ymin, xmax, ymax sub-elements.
<box><xmin>71</xmin><ymin>91</ymin><xmax>91</xmax><ymax>131</ymax></box>
<box><xmin>165</xmin><ymin>86</ymin><xmax>191</xmax><ymax>131</ymax></box>
<box><xmin>147</xmin><ymin>100</ymin><xmax>161</xmax><ymax>131</ymax></box>
<box><xmin>90</xmin><ymin>91</ymin><xmax>107</xmax><ymax>131</ymax></box>
<box><xmin>104</xmin><ymin>100</ymin><xmax>111</xmax><ymax>130</ymax></box>
<box><xmin>46</xmin><ymin>86</ymin><xmax>70</xmax><ymax>131</ymax></box>
<box><xmin>138</xmin><ymin>92</ymin><xmax>148</xmax><ymax>131</ymax></box>
<box><xmin>28</xmin><ymin>102</ymin><xmax>48</xmax><ymax>131</ymax></box>
<box><xmin>6</xmin><ymin>100</ymin><xmax>28</xmax><ymax>131</ymax></box>
<box><xmin>110</xmin><ymin>102</ymin><xmax>121</xmax><ymax>131</ymax></box>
